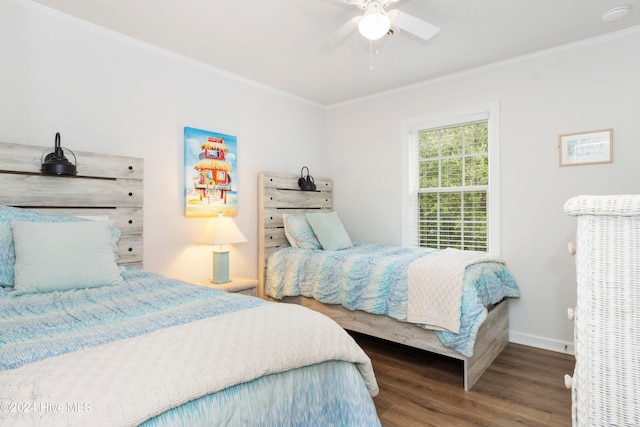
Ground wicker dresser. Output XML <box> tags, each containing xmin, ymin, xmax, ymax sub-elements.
<box><xmin>564</xmin><ymin>195</ymin><xmax>640</xmax><ymax>426</ymax></box>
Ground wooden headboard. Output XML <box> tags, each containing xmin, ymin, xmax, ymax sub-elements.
<box><xmin>0</xmin><ymin>142</ymin><xmax>144</xmax><ymax>268</ymax></box>
<box><xmin>258</xmin><ymin>171</ymin><xmax>332</xmax><ymax>297</ymax></box>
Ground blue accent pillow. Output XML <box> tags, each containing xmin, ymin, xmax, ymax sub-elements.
<box><xmin>282</xmin><ymin>214</ymin><xmax>321</xmax><ymax>249</ymax></box>
<box><xmin>305</xmin><ymin>212</ymin><xmax>352</xmax><ymax>251</ymax></box>
<box><xmin>11</xmin><ymin>220</ymin><xmax>125</xmax><ymax>294</ymax></box>
<box><xmin>0</xmin><ymin>206</ymin><xmax>83</xmax><ymax>286</ymax></box>
<box><xmin>0</xmin><ymin>206</ymin><xmax>120</xmax><ymax>287</ymax></box>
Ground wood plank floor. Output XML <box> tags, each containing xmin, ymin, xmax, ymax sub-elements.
<box><xmin>350</xmin><ymin>332</ymin><xmax>575</xmax><ymax>427</ymax></box>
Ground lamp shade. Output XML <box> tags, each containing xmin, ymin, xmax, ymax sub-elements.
<box><xmin>358</xmin><ymin>1</ymin><xmax>391</xmax><ymax>41</ymax></box>
<box><xmin>196</xmin><ymin>215</ymin><xmax>247</xmax><ymax>246</ymax></box>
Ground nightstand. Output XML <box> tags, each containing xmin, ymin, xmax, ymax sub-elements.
<box><xmin>194</xmin><ymin>276</ymin><xmax>258</xmax><ymax>296</ymax></box>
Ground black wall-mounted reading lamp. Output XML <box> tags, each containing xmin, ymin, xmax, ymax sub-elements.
<box><xmin>41</xmin><ymin>132</ymin><xmax>77</xmax><ymax>176</ymax></box>
<box><xmin>298</xmin><ymin>166</ymin><xmax>316</xmax><ymax>191</ymax></box>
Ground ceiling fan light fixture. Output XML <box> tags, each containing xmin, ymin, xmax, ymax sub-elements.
<box><xmin>358</xmin><ymin>1</ymin><xmax>391</xmax><ymax>41</ymax></box>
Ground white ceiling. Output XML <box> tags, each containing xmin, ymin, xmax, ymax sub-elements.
<box><xmin>30</xmin><ymin>0</ymin><xmax>640</xmax><ymax>106</ymax></box>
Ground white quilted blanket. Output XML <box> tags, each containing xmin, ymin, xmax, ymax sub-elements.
<box><xmin>406</xmin><ymin>248</ymin><xmax>504</xmax><ymax>333</ymax></box>
<box><xmin>0</xmin><ymin>303</ymin><xmax>378</xmax><ymax>427</ymax></box>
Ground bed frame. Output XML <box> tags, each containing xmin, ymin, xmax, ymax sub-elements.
<box><xmin>0</xmin><ymin>141</ymin><xmax>143</xmax><ymax>267</ymax></box>
<box><xmin>258</xmin><ymin>171</ymin><xmax>509</xmax><ymax>391</ymax></box>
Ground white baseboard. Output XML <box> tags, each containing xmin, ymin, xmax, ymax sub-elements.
<box><xmin>509</xmin><ymin>331</ymin><xmax>574</xmax><ymax>356</ymax></box>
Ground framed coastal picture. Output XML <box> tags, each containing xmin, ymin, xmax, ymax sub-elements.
<box><xmin>558</xmin><ymin>129</ymin><xmax>613</xmax><ymax>167</ymax></box>
<box><xmin>184</xmin><ymin>127</ymin><xmax>238</xmax><ymax>217</ymax></box>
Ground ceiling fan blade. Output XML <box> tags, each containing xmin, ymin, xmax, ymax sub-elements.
<box><xmin>389</xmin><ymin>9</ymin><xmax>440</xmax><ymax>41</ymax></box>
<box><xmin>321</xmin><ymin>17</ymin><xmax>359</xmax><ymax>50</ymax></box>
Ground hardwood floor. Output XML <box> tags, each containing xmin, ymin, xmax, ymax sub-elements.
<box><xmin>350</xmin><ymin>332</ymin><xmax>575</xmax><ymax>427</ymax></box>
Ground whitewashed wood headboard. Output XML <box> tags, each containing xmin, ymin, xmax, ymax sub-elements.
<box><xmin>0</xmin><ymin>142</ymin><xmax>144</xmax><ymax>268</ymax></box>
<box><xmin>257</xmin><ymin>171</ymin><xmax>332</xmax><ymax>297</ymax></box>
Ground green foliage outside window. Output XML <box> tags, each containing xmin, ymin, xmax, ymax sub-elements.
<box><xmin>417</xmin><ymin>121</ymin><xmax>488</xmax><ymax>251</ymax></box>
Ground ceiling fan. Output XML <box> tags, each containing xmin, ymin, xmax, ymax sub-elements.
<box><xmin>325</xmin><ymin>0</ymin><xmax>440</xmax><ymax>47</ymax></box>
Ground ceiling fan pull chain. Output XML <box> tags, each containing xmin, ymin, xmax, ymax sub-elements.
<box><xmin>369</xmin><ymin>40</ymin><xmax>374</xmax><ymax>71</ymax></box>
<box><xmin>369</xmin><ymin>40</ymin><xmax>382</xmax><ymax>71</ymax></box>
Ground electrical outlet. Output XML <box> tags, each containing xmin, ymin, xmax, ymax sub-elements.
<box><xmin>564</xmin><ymin>344</ymin><xmax>568</xmax><ymax>351</ymax></box>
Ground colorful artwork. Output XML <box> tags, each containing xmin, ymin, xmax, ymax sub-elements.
<box><xmin>184</xmin><ymin>127</ymin><xmax>238</xmax><ymax>217</ymax></box>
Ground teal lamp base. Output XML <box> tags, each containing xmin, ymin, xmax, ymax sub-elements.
<box><xmin>211</xmin><ymin>250</ymin><xmax>230</xmax><ymax>284</ymax></box>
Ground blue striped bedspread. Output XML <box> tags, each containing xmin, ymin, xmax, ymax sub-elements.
<box><xmin>266</xmin><ymin>243</ymin><xmax>520</xmax><ymax>357</ymax></box>
<box><xmin>0</xmin><ymin>268</ymin><xmax>265</xmax><ymax>371</ymax></box>
<box><xmin>0</xmin><ymin>269</ymin><xmax>381</xmax><ymax>426</ymax></box>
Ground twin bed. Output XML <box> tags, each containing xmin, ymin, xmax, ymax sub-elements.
<box><xmin>0</xmin><ymin>142</ymin><xmax>380</xmax><ymax>426</ymax></box>
<box><xmin>258</xmin><ymin>171</ymin><xmax>519</xmax><ymax>391</ymax></box>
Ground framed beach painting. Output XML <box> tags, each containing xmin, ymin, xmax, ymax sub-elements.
<box><xmin>184</xmin><ymin>127</ymin><xmax>238</xmax><ymax>217</ymax></box>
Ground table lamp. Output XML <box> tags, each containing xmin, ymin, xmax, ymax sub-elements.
<box><xmin>196</xmin><ymin>214</ymin><xmax>247</xmax><ymax>284</ymax></box>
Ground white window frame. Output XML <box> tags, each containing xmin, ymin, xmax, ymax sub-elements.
<box><xmin>401</xmin><ymin>102</ymin><xmax>501</xmax><ymax>255</ymax></box>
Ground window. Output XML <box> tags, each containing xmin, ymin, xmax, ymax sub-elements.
<box><xmin>404</xmin><ymin>104</ymin><xmax>499</xmax><ymax>254</ymax></box>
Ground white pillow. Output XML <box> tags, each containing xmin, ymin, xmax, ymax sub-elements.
<box><xmin>75</xmin><ymin>214</ymin><xmax>110</xmax><ymax>221</ymax></box>
<box><xmin>11</xmin><ymin>220</ymin><xmax>125</xmax><ymax>293</ymax></box>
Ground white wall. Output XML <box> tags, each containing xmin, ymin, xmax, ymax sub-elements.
<box><xmin>0</xmin><ymin>0</ymin><xmax>329</xmax><ymax>283</ymax></box>
<box><xmin>326</xmin><ymin>29</ymin><xmax>640</xmax><ymax>352</ymax></box>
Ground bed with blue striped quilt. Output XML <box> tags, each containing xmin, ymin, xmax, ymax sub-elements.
<box><xmin>266</xmin><ymin>242</ymin><xmax>520</xmax><ymax>357</ymax></box>
<box><xmin>0</xmin><ymin>268</ymin><xmax>380</xmax><ymax>426</ymax></box>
